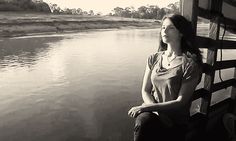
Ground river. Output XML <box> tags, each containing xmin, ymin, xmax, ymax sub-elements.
<box><xmin>0</xmin><ymin>28</ymin><xmax>235</xmax><ymax>141</ymax></box>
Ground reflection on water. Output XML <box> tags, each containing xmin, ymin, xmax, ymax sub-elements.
<box><xmin>0</xmin><ymin>37</ymin><xmax>63</xmax><ymax>71</ymax></box>
<box><xmin>0</xmin><ymin>28</ymin><xmax>235</xmax><ymax>141</ymax></box>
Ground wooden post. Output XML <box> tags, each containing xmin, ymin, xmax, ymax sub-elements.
<box><xmin>199</xmin><ymin>0</ymin><xmax>223</xmax><ymax>115</ymax></box>
<box><xmin>230</xmin><ymin>68</ymin><xmax>236</xmax><ymax>114</ymax></box>
<box><xmin>180</xmin><ymin>0</ymin><xmax>199</xmax><ymax>34</ymax></box>
<box><xmin>231</xmin><ymin>68</ymin><xmax>236</xmax><ymax>100</ymax></box>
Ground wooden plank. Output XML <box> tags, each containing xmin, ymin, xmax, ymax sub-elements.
<box><xmin>202</xmin><ymin>63</ymin><xmax>213</xmax><ymax>74</ymax></box>
<box><xmin>196</xmin><ymin>36</ymin><xmax>211</xmax><ymax>49</ymax></box>
<box><xmin>200</xmin><ymin>61</ymin><xmax>235</xmax><ymax>75</ymax></box>
<box><xmin>192</xmin><ymin>88</ymin><xmax>209</xmax><ymax>100</ymax></box>
<box><xmin>212</xmin><ymin>78</ymin><xmax>236</xmax><ymax>92</ymax></box>
<box><xmin>214</xmin><ymin>60</ymin><xmax>236</xmax><ymax>70</ymax></box>
<box><xmin>215</xmin><ymin>39</ymin><xmax>236</xmax><ymax>49</ymax></box>
<box><xmin>196</xmin><ymin>36</ymin><xmax>236</xmax><ymax>49</ymax></box>
<box><xmin>200</xmin><ymin>0</ymin><xmax>223</xmax><ymax>115</ymax></box>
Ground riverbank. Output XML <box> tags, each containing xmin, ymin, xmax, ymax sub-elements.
<box><xmin>0</xmin><ymin>12</ymin><xmax>160</xmax><ymax>38</ymax></box>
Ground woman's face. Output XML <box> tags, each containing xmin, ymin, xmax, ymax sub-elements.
<box><xmin>161</xmin><ymin>18</ymin><xmax>182</xmax><ymax>44</ymax></box>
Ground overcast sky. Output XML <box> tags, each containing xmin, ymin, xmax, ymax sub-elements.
<box><xmin>43</xmin><ymin>0</ymin><xmax>179</xmax><ymax>14</ymax></box>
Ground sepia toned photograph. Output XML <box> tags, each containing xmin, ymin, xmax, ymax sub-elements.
<box><xmin>0</xmin><ymin>0</ymin><xmax>236</xmax><ymax>141</ymax></box>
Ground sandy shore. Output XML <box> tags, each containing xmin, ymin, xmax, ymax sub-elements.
<box><xmin>0</xmin><ymin>12</ymin><xmax>160</xmax><ymax>38</ymax></box>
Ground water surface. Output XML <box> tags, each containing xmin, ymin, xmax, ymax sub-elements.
<box><xmin>0</xmin><ymin>28</ymin><xmax>235</xmax><ymax>141</ymax></box>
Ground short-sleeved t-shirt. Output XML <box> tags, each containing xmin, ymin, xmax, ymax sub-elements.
<box><xmin>147</xmin><ymin>51</ymin><xmax>202</xmax><ymax>124</ymax></box>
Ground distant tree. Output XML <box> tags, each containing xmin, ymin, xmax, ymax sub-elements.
<box><xmin>0</xmin><ymin>0</ymin><xmax>50</xmax><ymax>12</ymax></box>
<box><xmin>96</xmin><ymin>12</ymin><xmax>102</xmax><ymax>16</ymax></box>
<box><xmin>83</xmin><ymin>11</ymin><xmax>88</xmax><ymax>15</ymax></box>
<box><xmin>49</xmin><ymin>3</ymin><xmax>64</xmax><ymax>13</ymax></box>
<box><xmin>130</xmin><ymin>6</ymin><xmax>136</xmax><ymax>18</ymax></box>
<box><xmin>167</xmin><ymin>2</ymin><xmax>180</xmax><ymax>14</ymax></box>
<box><xmin>137</xmin><ymin>6</ymin><xmax>148</xmax><ymax>19</ymax></box>
<box><xmin>112</xmin><ymin>7</ymin><xmax>124</xmax><ymax>16</ymax></box>
<box><xmin>147</xmin><ymin>5</ymin><xmax>160</xmax><ymax>19</ymax></box>
<box><xmin>122</xmin><ymin>7</ymin><xmax>131</xmax><ymax>17</ymax></box>
<box><xmin>49</xmin><ymin>3</ymin><xmax>57</xmax><ymax>12</ymax></box>
<box><xmin>167</xmin><ymin>3</ymin><xmax>176</xmax><ymax>12</ymax></box>
<box><xmin>157</xmin><ymin>8</ymin><xmax>166</xmax><ymax>20</ymax></box>
<box><xmin>70</xmin><ymin>8</ymin><xmax>77</xmax><ymax>14</ymax></box>
<box><xmin>76</xmin><ymin>8</ymin><xmax>83</xmax><ymax>15</ymax></box>
<box><xmin>89</xmin><ymin>10</ymin><xmax>94</xmax><ymax>16</ymax></box>
<box><xmin>132</xmin><ymin>11</ymin><xmax>140</xmax><ymax>18</ymax></box>
<box><xmin>174</xmin><ymin>1</ymin><xmax>180</xmax><ymax>13</ymax></box>
<box><xmin>63</xmin><ymin>8</ymin><xmax>72</xmax><ymax>14</ymax></box>
<box><xmin>34</xmin><ymin>2</ymin><xmax>51</xmax><ymax>12</ymax></box>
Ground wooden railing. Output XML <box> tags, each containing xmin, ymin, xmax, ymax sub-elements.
<box><xmin>181</xmin><ymin>0</ymin><xmax>236</xmax><ymax>116</ymax></box>
<box><xmin>181</xmin><ymin>0</ymin><xmax>236</xmax><ymax>140</ymax></box>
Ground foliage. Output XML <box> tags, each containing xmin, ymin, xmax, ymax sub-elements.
<box><xmin>48</xmin><ymin>3</ymin><xmax>100</xmax><ymax>15</ymax></box>
<box><xmin>111</xmin><ymin>2</ymin><xmax>180</xmax><ymax>20</ymax></box>
<box><xmin>0</xmin><ymin>0</ymin><xmax>51</xmax><ymax>12</ymax></box>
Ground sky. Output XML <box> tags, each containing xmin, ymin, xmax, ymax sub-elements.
<box><xmin>43</xmin><ymin>0</ymin><xmax>179</xmax><ymax>14</ymax></box>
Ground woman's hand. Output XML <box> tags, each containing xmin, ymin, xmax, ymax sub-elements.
<box><xmin>128</xmin><ymin>105</ymin><xmax>144</xmax><ymax>118</ymax></box>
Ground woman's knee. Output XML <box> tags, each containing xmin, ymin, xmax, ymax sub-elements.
<box><xmin>135</xmin><ymin>112</ymin><xmax>158</xmax><ymax>129</ymax></box>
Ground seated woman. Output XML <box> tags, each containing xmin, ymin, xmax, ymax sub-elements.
<box><xmin>128</xmin><ymin>14</ymin><xmax>203</xmax><ymax>141</ymax></box>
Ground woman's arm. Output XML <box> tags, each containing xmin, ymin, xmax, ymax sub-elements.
<box><xmin>128</xmin><ymin>74</ymin><xmax>200</xmax><ymax>118</ymax></box>
<box><xmin>141</xmin><ymin>75</ymin><xmax>199</xmax><ymax>112</ymax></box>
<box><xmin>128</xmin><ymin>63</ymin><xmax>156</xmax><ymax>118</ymax></box>
<box><xmin>141</xmin><ymin>63</ymin><xmax>156</xmax><ymax>104</ymax></box>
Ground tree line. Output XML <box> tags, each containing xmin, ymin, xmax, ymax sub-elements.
<box><xmin>49</xmin><ymin>2</ymin><xmax>179</xmax><ymax>19</ymax></box>
<box><xmin>49</xmin><ymin>3</ymin><xmax>100</xmax><ymax>15</ymax></box>
<box><xmin>110</xmin><ymin>2</ymin><xmax>179</xmax><ymax>20</ymax></box>
<box><xmin>0</xmin><ymin>0</ymin><xmax>179</xmax><ymax>19</ymax></box>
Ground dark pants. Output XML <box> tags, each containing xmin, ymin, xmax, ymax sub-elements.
<box><xmin>134</xmin><ymin>112</ymin><xmax>187</xmax><ymax>141</ymax></box>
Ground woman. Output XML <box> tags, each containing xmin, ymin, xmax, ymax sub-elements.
<box><xmin>128</xmin><ymin>14</ymin><xmax>203</xmax><ymax>141</ymax></box>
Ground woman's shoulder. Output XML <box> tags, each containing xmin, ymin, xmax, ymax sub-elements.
<box><xmin>148</xmin><ymin>51</ymin><xmax>164</xmax><ymax>60</ymax></box>
<box><xmin>147</xmin><ymin>51</ymin><xmax>164</xmax><ymax>69</ymax></box>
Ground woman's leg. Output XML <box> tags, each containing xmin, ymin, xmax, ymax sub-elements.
<box><xmin>134</xmin><ymin>112</ymin><xmax>165</xmax><ymax>141</ymax></box>
<box><xmin>169</xmin><ymin>124</ymin><xmax>187</xmax><ymax>141</ymax></box>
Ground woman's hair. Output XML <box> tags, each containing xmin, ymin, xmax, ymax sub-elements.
<box><xmin>158</xmin><ymin>14</ymin><xmax>203</xmax><ymax>65</ymax></box>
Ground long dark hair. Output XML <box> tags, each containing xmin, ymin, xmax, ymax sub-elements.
<box><xmin>158</xmin><ymin>14</ymin><xmax>203</xmax><ymax>65</ymax></box>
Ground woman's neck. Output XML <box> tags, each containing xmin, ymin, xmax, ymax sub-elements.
<box><xmin>165</xmin><ymin>43</ymin><xmax>182</xmax><ymax>57</ymax></box>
